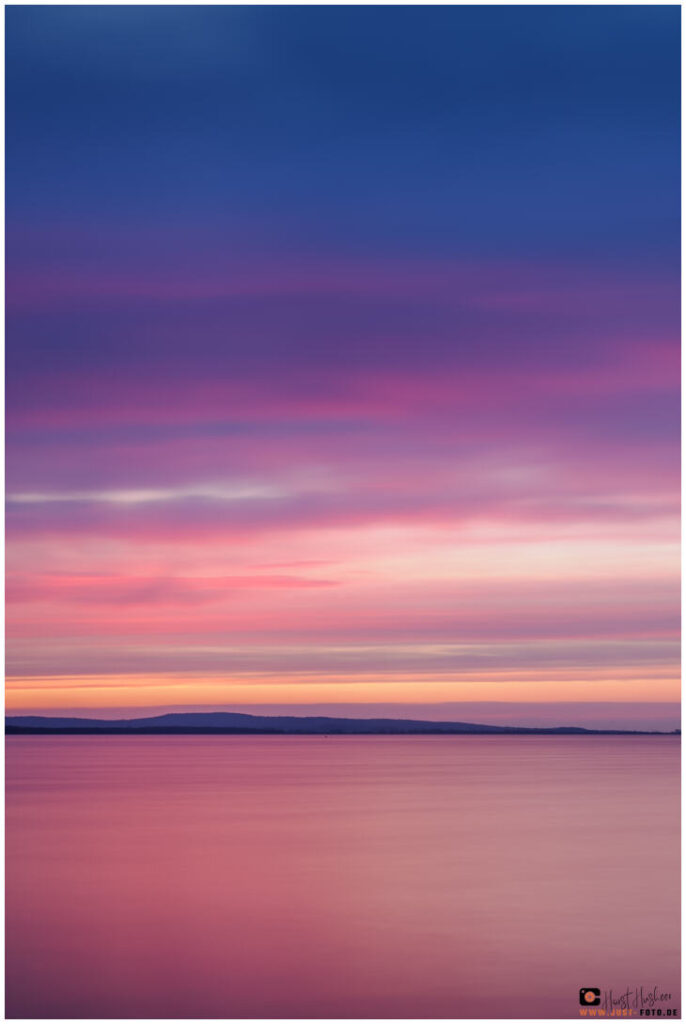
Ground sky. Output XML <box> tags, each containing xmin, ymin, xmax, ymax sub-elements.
<box><xmin>5</xmin><ymin>6</ymin><xmax>681</xmax><ymax>727</ymax></box>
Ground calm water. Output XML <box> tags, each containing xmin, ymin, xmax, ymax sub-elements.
<box><xmin>5</xmin><ymin>735</ymin><xmax>680</xmax><ymax>1019</ymax></box>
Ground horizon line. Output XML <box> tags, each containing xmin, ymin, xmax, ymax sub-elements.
<box><xmin>5</xmin><ymin>709</ymin><xmax>681</xmax><ymax>738</ymax></box>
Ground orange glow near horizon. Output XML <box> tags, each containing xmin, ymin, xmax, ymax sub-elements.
<box><xmin>6</xmin><ymin>669</ymin><xmax>680</xmax><ymax>714</ymax></box>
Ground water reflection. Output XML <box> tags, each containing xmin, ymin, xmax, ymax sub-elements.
<box><xmin>6</xmin><ymin>735</ymin><xmax>680</xmax><ymax>1018</ymax></box>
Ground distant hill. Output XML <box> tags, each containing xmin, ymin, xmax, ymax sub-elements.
<box><xmin>4</xmin><ymin>711</ymin><xmax>679</xmax><ymax>736</ymax></box>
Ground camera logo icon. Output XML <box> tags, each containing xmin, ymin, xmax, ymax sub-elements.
<box><xmin>579</xmin><ymin>988</ymin><xmax>601</xmax><ymax>1006</ymax></box>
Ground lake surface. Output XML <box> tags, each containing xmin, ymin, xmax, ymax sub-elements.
<box><xmin>5</xmin><ymin>735</ymin><xmax>680</xmax><ymax>1018</ymax></box>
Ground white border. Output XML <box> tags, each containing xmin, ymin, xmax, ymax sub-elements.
<box><xmin>2</xmin><ymin>3</ymin><xmax>682</xmax><ymax>1024</ymax></box>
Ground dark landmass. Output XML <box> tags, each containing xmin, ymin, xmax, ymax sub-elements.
<box><xmin>4</xmin><ymin>712</ymin><xmax>681</xmax><ymax>736</ymax></box>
